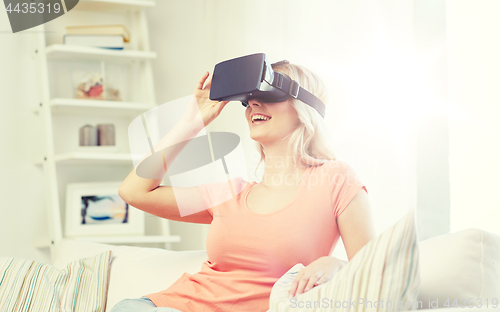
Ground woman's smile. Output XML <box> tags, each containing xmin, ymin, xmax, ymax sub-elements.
<box><xmin>245</xmin><ymin>98</ymin><xmax>299</xmax><ymax>143</ymax></box>
<box><xmin>250</xmin><ymin>113</ymin><xmax>273</xmax><ymax>126</ymax></box>
<box><xmin>251</xmin><ymin>118</ymin><xmax>271</xmax><ymax>126</ymax></box>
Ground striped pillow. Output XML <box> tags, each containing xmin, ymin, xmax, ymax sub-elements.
<box><xmin>0</xmin><ymin>250</ymin><xmax>112</xmax><ymax>312</ymax></box>
<box><xmin>268</xmin><ymin>209</ymin><xmax>420</xmax><ymax>312</ymax></box>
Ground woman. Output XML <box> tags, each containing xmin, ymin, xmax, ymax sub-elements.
<box><xmin>112</xmin><ymin>62</ymin><xmax>377</xmax><ymax>312</ymax></box>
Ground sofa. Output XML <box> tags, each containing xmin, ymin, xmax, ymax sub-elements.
<box><xmin>1</xmin><ymin>226</ymin><xmax>498</xmax><ymax>312</ymax></box>
<box><xmin>44</xmin><ymin>227</ymin><xmax>499</xmax><ymax>312</ymax></box>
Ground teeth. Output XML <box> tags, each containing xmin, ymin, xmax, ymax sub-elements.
<box><xmin>252</xmin><ymin>115</ymin><xmax>271</xmax><ymax>122</ymax></box>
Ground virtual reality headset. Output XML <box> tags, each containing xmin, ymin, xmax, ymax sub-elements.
<box><xmin>209</xmin><ymin>53</ymin><xmax>326</xmax><ymax>118</ymax></box>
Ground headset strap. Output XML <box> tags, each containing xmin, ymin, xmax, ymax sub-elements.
<box><xmin>271</xmin><ymin>72</ymin><xmax>326</xmax><ymax>118</ymax></box>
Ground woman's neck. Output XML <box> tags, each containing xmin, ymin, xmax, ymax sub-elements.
<box><xmin>260</xmin><ymin>146</ymin><xmax>306</xmax><ymax>189</ymax></box>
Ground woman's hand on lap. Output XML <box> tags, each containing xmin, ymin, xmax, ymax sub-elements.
<box><xmin>288</xmin><ymin>256</ymin><xmax>346</xmax><ymax>298</ymax></box>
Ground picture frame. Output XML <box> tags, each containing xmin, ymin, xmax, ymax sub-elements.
<box><xmin>65</xmin><ymin>181</ymin><xmax>145</xmax><ymax>238</ymax></box>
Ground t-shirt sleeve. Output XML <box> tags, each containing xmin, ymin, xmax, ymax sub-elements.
<box><xmin>328</xmin><ymin>160</ymin><xmax>368</xmax><ymax>218</ymax></box>
<box><xmin>197</xmin><ymin>176</ymin><xmax>248</xmax><ymax>217</ymax></box>
<box><xmin>197</xmin><ymin>183</ymin><xmax>213</xmax><ymax>216</ymax></box>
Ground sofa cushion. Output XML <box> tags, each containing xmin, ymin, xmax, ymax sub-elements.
<box><xmin>418</xmin><ymin>228</ymin><xmax>500</xmax><ymax>309</ymax></box>
<box><xmin>267</xmin><ymin>208</ymin><xmax>420</xmax><ymax>311</ymax></box>
<box><xmin>53</xmin><ymin>240</ymin><xmax>208</xmax><ymax>312</ymax></box>
<box><xmin>0</xmin><ymin>250</ymin><xmax>112</xmax><ymax>312</ymax></box>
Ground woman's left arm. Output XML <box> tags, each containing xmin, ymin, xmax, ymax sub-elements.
<box><xmin>288</xmin><ymin>189</ymin><xmax>377</xmax><ymax>298</ymax></box>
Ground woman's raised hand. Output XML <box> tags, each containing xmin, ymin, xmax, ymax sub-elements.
<box><xmin>183</xmin><ymin>72</ymin><xmax>230</xmax><ymax>127</ymax></box>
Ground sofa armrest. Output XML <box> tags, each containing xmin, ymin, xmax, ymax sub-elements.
<box><xmin>417</xmin><ymin>228</ymin><xmax>500</xmax><ymax>309</ymax></box>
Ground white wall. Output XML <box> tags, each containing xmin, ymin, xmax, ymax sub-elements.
<box><xmin>1</xmin><ymin>0</ymin><xmax>498</xmax><ymax>262</ymax></box>
<box><xmin>447</xmin><ymin>0</ymin><xmax>500</xmax><ymax>234</ymax></box>
<box><xmin>0</xmin><ymin>12</ymin><xmax>51</xmax><ymax>262</ymax></box>
<box><xmin>146</xmin><ymin>0</ymin><xmax>211</xmax><ymax>251</ymax></box>
<box><xmin>413</xmin><ymin>0</ymin><xmax>450</xmax><ymax>241</ymax></box>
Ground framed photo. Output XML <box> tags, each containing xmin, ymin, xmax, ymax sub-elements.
<box><xmin>65</xmin><ymin>181</ymin><xmax>145</xmax><ymax>237</ymax></box>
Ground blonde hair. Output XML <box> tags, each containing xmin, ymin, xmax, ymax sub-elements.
<box><xmin>254</xmin><ymin>63</ymin><xmax>337</xmax><ymax>176</ymax></box>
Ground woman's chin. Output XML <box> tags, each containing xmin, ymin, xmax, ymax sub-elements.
<box><xmin>249</xmin><ymin>131</ymin><xmax>266</xmax><ymax>143</ymax></box>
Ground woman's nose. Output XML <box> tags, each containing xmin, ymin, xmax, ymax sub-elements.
<box><xmin>248</xmin><ymin>99</ymin><xmax>262</xmax><ymax>106</ymax></box>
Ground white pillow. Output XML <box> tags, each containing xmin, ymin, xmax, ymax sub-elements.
<box><xmin>0</xmin><ymin>250</ymin><xmax>112</xmax><ymax>312</ymax></box>
<box><xmin>418</xmin><ymin>228</ymin><xmax>500</xmax><ymax>309</ymax></box>
<box><xmin>267</xmin><ymin>209</ymin><xmax>420</xmax><ymax>312</ymax></box>
<box><xmin>53</xmin><ymin>240</ymin><xmax>208</xmax><ymax>311</ymax></box>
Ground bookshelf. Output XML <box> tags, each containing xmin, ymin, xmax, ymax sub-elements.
<box><xmin>32</xmin><ymin>98</ymin><xmax>156</xmax><ymax>117</ymax></box>
<box><xmin>32</xmin><ymin>0</ymin><xmax>180</xmax><ymax>261</ymax></box>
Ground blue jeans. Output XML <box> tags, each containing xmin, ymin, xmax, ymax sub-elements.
<box><xmin>109</xmin><ymin>297</ymin><xmax>184</xmax><ymax>312</ymax></box>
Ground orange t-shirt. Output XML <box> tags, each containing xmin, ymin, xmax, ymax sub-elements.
<box><xmin>146</xmin><ymin>160</ymin><xmax>367</xmax><ymax>312</ymax></box>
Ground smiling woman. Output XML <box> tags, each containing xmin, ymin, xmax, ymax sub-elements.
<box><xmin>248</xmin><ymin>63</ymin><xmax>334</xmax><ymax>175</ymax></box>
<box><xmin>115</xmin><ymin>56</ymin><xmax>376</xmax><ymax>312</ymax></box>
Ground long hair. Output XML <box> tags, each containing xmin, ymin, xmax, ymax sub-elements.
<box><xmin>254</xmin><ymin>63</ymin><xmax>337</xmax><ymax>178</ymax></box>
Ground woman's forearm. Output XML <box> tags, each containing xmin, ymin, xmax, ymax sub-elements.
<box><xmin>119</xmin><ymin>116</ymin><xmax>204</xmax><ymax>201</ymax></box>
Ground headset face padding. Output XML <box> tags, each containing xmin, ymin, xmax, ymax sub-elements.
<box><xmin>240</xmin><ymin>77</ymin><xmax>291</xmax><ymax>107</ymax></box>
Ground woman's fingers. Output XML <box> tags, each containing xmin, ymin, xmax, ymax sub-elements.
<box><xmin>196</xmin><ymin>72</ymin><xmax>210</xmax><ymax>90</ymax></box>
<box><xmin>315</xmin><ymin>273</ymin><xmax>329</xmax><ymax>286</ymax></box>
<box><xmin>289</xmin><ymin>271</ymin><xmax>324</xmax><ymax>297</ymax></box>
<box><xmin>203</xmin><ymin>74</ymin><xmax>213</xmax><ymax>90</ymax></box>
<box><xmin>294</xmin><ymin>277</ymin><xmax>310</xmax><ymax>297</ymax></box>
<box><xmin>304</xmin><ymin>272</ymin><xmax>323</xmax><ymax>293</ymax></box>
<box><xmin>288</xmin><ymin>269</ymin><xmax>304</xmax><ymax>298</ymax></box>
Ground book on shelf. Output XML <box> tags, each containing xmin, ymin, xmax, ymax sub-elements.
<box><xmin>63</xmin><ymin>35</ymin><xmax>124</xmax><ymax>50</ymax></box>
<box><xmin>65</xmin><ymin>24</ymin><xmax>131</xmax><ymax>42</ymax></box>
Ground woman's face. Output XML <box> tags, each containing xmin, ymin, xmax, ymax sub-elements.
<box><xmin>244</xmin><ymin>97</ymin><xmax>301</xmax><ymax>145</ymax></box>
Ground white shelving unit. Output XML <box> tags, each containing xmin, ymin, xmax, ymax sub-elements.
<box><xmin>32</xmin><ymin>98</ymin><xmax>157</xmax><ymax>117</ymax></box>
<box><xmin>45</xmin><ymin>44</ymin><xmax>157</xmax><ymax>61</ymax></box>
<box><xmin>32</xmin><ymin>0</ymin><xmax>180</xmax><ymax>260</ymax></box>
